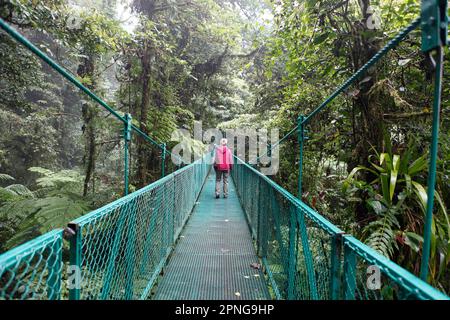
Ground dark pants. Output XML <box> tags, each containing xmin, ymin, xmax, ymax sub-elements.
<box><xmin>215</xmin><ymin>170</ymin><xmax>229</xmax><ymax>197</ymax></box>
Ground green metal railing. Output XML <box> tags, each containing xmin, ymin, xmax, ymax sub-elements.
<box><xmin>231</xmin><ymin>157</ymin><xmax>449</xmax><ymax>300</ymax></box>
<box><xmin>0</xmin><ymin>0</ymin><xmax>449</xmax><ymax>301</ymax></box>
<box><xmin>0</xmin><ymin>17</ymin><xmax>184</xmax><ymax>195</ymax></box>
<box><xmin>0</xmin><ymin>153</ymin><xmax>212</xmax><ymax>300</ymax></box>
<box><xmin>254</xmin><ymin>0</ymin><xmax>448</xmax><ymax>289</ymax></box>
<box><xmin>67</xmin><ymin>152</ymin><xmax>212</xmax><ymax>300</ymax></box>
<box><xmin>0</xmin><ymin>230</ymin><xmax>63</xmax><ymax>300</ymax></box>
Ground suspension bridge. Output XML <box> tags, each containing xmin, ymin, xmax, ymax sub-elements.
<box><xmin>0</xmin><ymin>1</ymin><xmax>449</xmax><ymax>300</ymax></box>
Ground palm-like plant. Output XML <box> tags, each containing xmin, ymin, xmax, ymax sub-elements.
<box><xmin>344</xmin><ymin>141</ymin><xmax>449</xmax><ymax>289</ymax></box>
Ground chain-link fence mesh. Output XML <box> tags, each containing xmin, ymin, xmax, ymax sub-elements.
<box><xmin>231</xmin><ymin>156</ymin><xmax>448</xmax><ymax>300</ymax></box>
<box><xmin>0</xmin><ymin>152</ymin><xmax>211</xmax><ymax>300</ymax></box>
<box><xmin>67</xmin><ymin>152</ymin><xmax>212</xmax><ymax>300</ymax></box>
<box><xmin>0</xmin><ymin>230</ymin><xmax>63</xmax><ymax>300</ymax></box>
<box><xmin>341</xmin><ymin>236</ymin><xmax>448</xmax><ymax>300</ymax></box>
<box><xmin>0</xmin><ymin>14</ymin><xmax>213</xmax><ymax>300</ymax></box>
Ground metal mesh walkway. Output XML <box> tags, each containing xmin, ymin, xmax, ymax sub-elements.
<box><xmin>153</xmin><ymin>172</ymin><xmax>270</xmax><ymax>300</ymax></box>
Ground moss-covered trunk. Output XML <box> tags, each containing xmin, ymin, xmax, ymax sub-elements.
<box><xmin>77</xmin><ymin>55</ymin><xmax>97</xmax><ymax>197</ymax></box>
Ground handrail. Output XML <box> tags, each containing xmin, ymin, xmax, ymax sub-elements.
<box><xmin>72</xmin><ymin>151</ymin><xmax>212</xmax><ymax>227</ymax></box>
<box><xmin>255</xmin><ymin>16</ymin><xmax>421</xmax><ymax>161</ymax></box>
<box><xmin>67</xmin><ymin>151</ymin><xmax>213</xmax><ymax>300</ymax></box>
<box><xmin>0</xmin><ymin>151</ymin><xmax>213</xmax><ymax>300</ymax></box>
<box><xmin>302</xmin><ymin>17</ymin><xmax>421</xmax><ymax>125</ymax></box>
<box><xmin>232</xmin><ymin>155</ymin><xmax>449</xmax><ymax>300</ymax></box>
<box><xmin>343</xmin><ymin>236</ymin><xmax>449</xmax><ymax>300</ymax></box>
<box><xmin>0</xmin><ymin>230</ymin><xmax>63</xmax><ymax>300</ymax></box>
<box><xmin>233</xmin><ymin>155</ymin><xmax>342</xmax><ymax>236</ymax></box>
<box><xmin>0</xmin><ymin>18</ymin><xmax>183</xmax><ymax>162</ymax></box>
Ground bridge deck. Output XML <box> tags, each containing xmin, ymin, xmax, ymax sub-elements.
<box><xmin>153</xmin><ymin>172</ymin><xmax>270</xmax><ymax>300</ymax></box>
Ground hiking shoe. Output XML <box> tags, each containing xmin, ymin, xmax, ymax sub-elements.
<box><xmin>215</xmin><ymin>194</ymin><xmax>220</xmax><ymax>199</ymax></box>
<box><xmin>223</xmin><ymin>195</ymin><xmax>228</xmax><ymax>199</ymax></box>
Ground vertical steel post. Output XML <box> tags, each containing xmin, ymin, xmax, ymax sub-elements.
<box><xmin>330</xmin><ymin>232</ymin><xmax>345</xmax><ymax>300</ymax></box>
<box><xmin>124</xmin><ymin>114</ymin><xmax>132</xmax><ymax>196</ymax></box>
<box><xmin>343</xmin><ymin>237</ymin><xmax>356</xmax><ymax>300</ymax></box>
<box><xmin>419</xmin><ymin>0</ymin><xmax>447</xmax><ymax>282</ymax></box>
<box><xmin>161</xmin><ymin>143</ymin><xmax>167</xmax><ymax>178</ymax></box>
<box><xmin>287</xmin><ymin>206</ymin><xmax>297</xmax><ymax>300</ymax></box>
<box><xmin>68</xmin><ymin>223</ymin><xmax>81</xmax><ymax>300</ymax></box>
<box><xmin>46</xmin><ymin>234</ymin><xmax>62</xmax><ymax>300</ymax></box>
<box><xmin>298</xmin><ymin>115</ymin><xmax>305</xmax><ymax>199</ymax></box>
<box><xmin>420</xmin><ymin>47</ymin><xmax>444</xmax><ymax>281</ymax></box>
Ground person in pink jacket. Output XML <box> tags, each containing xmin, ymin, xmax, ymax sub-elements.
<box><xmin>214</xmin><ymin>138</ymin><xmax>234</xmax><ymax>198</ymax></box>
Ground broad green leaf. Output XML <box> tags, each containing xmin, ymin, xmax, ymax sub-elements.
<box><xmin>346</xmin><ymin>165</ymin><xmax>378</xmax><ymax>181</ymax></box>
<box><xmin>404</xmin><ymin>174</ymin><xmax>412</xmax><ymax>194</ymax></box>
<box><xmin>412</xmin><ymin>181</ymin><xmax>427</xmax><ymax>212</ymax></box>
<box><xmin>434</xmin><ymin>191</ymin><xmax>450</xmax><ymax>239</ymax></box>
<box><xmin>369</xmin><ymin>155</ymin><xmax>385</xmax><ymax>173</ymax></box>
<box><xmin>381</xmin><ymin>173</ymin><xmax>390</xmax><ymax>204</ymax></box>
<box><xmin>380</xmin><ymin>153</ymin><xmax>392</xmax><ymax>170</ymax></box>
<box><xmin>404</xmin><ymin>232</ymin><xmax>423</xmax><ymax>252</ymax></box>
<box><xmin>408</xmin><ymin>153</ymin><xmax>428</xmax><ymax>176</ymax></box>
<box><xmin>389</xmin><ymin>155</ymin><xmax>400</xmax><ymax>201</ymax></box>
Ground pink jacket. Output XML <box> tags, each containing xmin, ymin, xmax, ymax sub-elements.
<box><xmin>214</xmin><ymin>146</ymin><xmax>233</xmax><ymax>171</ymax></box>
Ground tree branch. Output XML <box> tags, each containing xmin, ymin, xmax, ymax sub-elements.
<box><xmin>383</xmin><ymin>109</ymin><xmax>450</xmax><ymax>120</ymax></box>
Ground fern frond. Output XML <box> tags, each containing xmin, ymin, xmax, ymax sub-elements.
<box><xmin>363</xmin><ymin>208</ymin><xmax>399</xmax><ymax>258</ymax></box>
<box><xmin>0</xmin><ymin>174</ymin><xmax>15</xmax><ymax>182</ymax></box>
<box><xmin>28</xmin><ymin>167</ymin><xmax>53</xmax><ymax>176</ymax></box>
<box><xmin>3</xmin><ymin>195</ymin><xmax>91</xmax><ymax>249</ymax></box>
<box><xmin>28</xmin><ymin>167</ymin><xmax>83</xmax><ymax>189</ymax></box>
<box><xmin>4</xmin><ymin>184</ymin><xmax>35</xmax><ymax>198</ymax></box>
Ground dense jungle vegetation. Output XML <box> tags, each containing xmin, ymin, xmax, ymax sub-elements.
<box><xmin>0</xmin><ymin>0</ymin><xmax>449</xmax><ymax>294</ymax></box>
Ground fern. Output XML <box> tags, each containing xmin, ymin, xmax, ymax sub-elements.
<box><xmin>4</xmin><ymin>184</ymin><xmax>34</xmax><ymax>198</ymax></box>
<box><xmin>0</xmin><ymin>173</ymin><xmax>15</xmax><ymax>182</ymax></box>
<box><xmin>0</xmin><ymin>168</ymin><xmax>91</xmax><ymax>251</ymax></box>
<box><xmin>363</xmin><ymin>193</ymin><xmax>406</xmax><ymax>258</ymax></box>
<box><xmin>1</xmin><ymin>195</ymin><xmax>92</xmax><ymax>250</ymax></box>
<box><xmin>28</xmin><ymin>167</ymin><xmax>83</xmax><ymax>191</ymax></box>
<box><xmin>364</xmin><ymin>209</ymin><xmax>400</xmax><ymax>258</ymax></box>
<box><xmin>0</xmin><ymin>174</ymin><xmax>33</xmax><ymax>203</ymax></box>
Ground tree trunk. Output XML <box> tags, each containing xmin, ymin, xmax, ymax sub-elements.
<box><xmin>136</xmin><ymin>44</ymin><xmax>152</xmax><ymax>188</ymax></box>
<box><xmin>349</xmin><ymin>0</ymin><xmax>384</xmax><ymax>223</ymax></box>
<box><xmin>349</xmin><ymin>0</ymin><xmax>384</xmax><ymax>170</ymax></box>
<box><xmin>77</xmin><ymin>56</ymin><xmax>97</xmax><ymax>197</ymax></box>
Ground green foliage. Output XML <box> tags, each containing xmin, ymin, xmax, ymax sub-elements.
<box><xmin>0</xmin><ymin>169</ymin><xmax>91</xmax><ymax>252</ymax></box>
<box><xmin>2</xmin><ymin>184</ymin><xmax>35</xmax><ymax>198</ymax></box>
<box><xmin>1</xmin><ymin>0</ymin><xmax>449</xmax><ymax>296</ymax></box>
<box><xmin>0</xmin><ymin>173</ymin><xmax>15</xmax><ymax>182</ymax></box>
<box><xmin>0</xmin><ymin>174</ymin><xmax>33</xmax><ymax>204</ymax></box>
<box><xmin>345</xmin><ymin>141</ymin><xmax>450</xmax><ymax>290</ymax></box>
<box><xmin>1</xmin><ymin>195</ymin><xmax>91</xmax><ymax>250</ymax></box>
<box><xmin>28</xmin><ymin>167</ymin><xmax>83</xmax><ymax>191</ymax></box>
